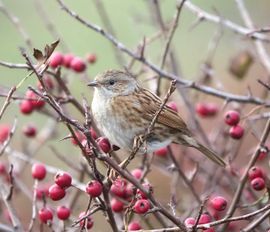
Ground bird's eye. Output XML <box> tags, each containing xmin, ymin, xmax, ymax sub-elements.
<box><xmin>109</xmin><ymin>79</ymin><xmax>115</xmax><ymax>85</ymax></box>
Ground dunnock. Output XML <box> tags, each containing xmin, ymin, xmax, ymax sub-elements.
<box><xmin>88</xmin><ymin>70</ymin><xmax>225</xmax><ymax>167</ymax></box>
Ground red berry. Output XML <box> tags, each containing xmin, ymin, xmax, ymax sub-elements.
<box><xmin>20</xmin><ymin>100</ymin><xmax>34</xmax><ymax>114</ymax></box>
<box><xmin>167</xmin><ymin>101</ymin><xmax>178</xmax><ymax>112</ymax></box>
<box><xmin>35</xmin><ymin>184</ymin><xmax>49</xmax><ymax>200</ymax></box>
<box><xmin>154</xmin><ymin>147</ymin><xmax>168</xmax><ymax>157</ymax></box>
<box><xmin>22</xmin><ymin>124</ymin><xmax>37</xmax><ymax>137</ymax></box>
<box><xmin>111</xmin><ymin>198</ymin><xmax>124</xmax><ymax>212</ymax></box>
<box><xmin>210</xmin><ymin>196</ymin><xmax>227</xmax><ymax>211</ymax></box>
<box><xmin>25</xmin><ymin>90</ymin><xmax>45</xmax><ymax>109</ymax></box>
<box><xmin>49</xmin><ymin>51</ymin><xmax>63</xmax><ymax>68</ymax></box>
<box><xmin>48</xmin><ymin>184</ymin><xmax>66</xmax><ymax>201</ymax></box>
<box><xmin>54</xmin><ymin>172</ymin><xmax>72</xmax><ymax>189</ymax></box>
<box><xmin>251</xmin><ymin>177</ymin><xmax>265</xmax><ymax>191</ymax></box>
<box><xmin>136</xmin><ymin>183</ymin><xmax>152</xmax><ymax>199</ymax></box>
<box><xmin>133</xmin><ymin>199</ymin><xmax>150</xmax><ymax>214</ymax></box>
<box><xmin>131</xmin><ymin>168</ymin><xmax>143</xmax><ymax>179</ymax></box>
<box><xmin>97</xmin><ymin>137</ymin><xmax>111</xmax><ymax>153</ymax></box>
<box><xmin>196</xmin><ymin>103</ymin><xmax>218</xmax><ymax>117</ymax></box>
<box><xmin>124</xmin><ymin>184</ymin><xmax>135</xmax><ymax>201</ymax></box>
<box><xmin>86</xmin><ymin>53</ymin><xmax>97</xmax><ymax>64</ymax></box>
<box><xmin>206</xmin><ymin>103</ymin><xmax>219</xmax><ymax>116</ymax></box>
<box><xmin>0</xmin><ymin>162</ymin><xmax>7</xmax><ymax>175</ymax></box>
<box><xmin>184</xmin><ymin>217</ymin><xmax>195</xmax><ymax>228</ymax></box>
<box><xmin>224</xmin><ymin>110</ymin><xmax>240</xmax><ymax>126</ymax></box>
<box><xmin>37</xmin><ymin>76</ymin><xmax>54</xmax><ymax>91</ymax></box>
<box><xmin>63</xmin><ymin>53</ymin><xmax>75</xmax><ymax>68</ymax></box>
<box><xmin>196</xmin><ymin>103</ymin><xmax>209</xmax><ymax>116</ymax></box>
<box><xmin>198</xmin><ymin>213</ymin><xmax>212</xmax><ymax>224</ymax></box>
<box><xmin>70</xmin><ymin>57</ymin><xmax>86</xmax><ymax>73</ymax></box>
<box><xmin>248</xmin><ymin>166</ymin><xmax>264</xmax><ymax>181</ymax></box>
<box><xmin>90</xmin><ymin>127</ymin><xmax>98</xmax><ymax>140</ymax></box>
<box><xmin>57</xmin><ymin>206</ymin><xmax>70</xmax><ymax>220</ymax></box>
<box><xmin>258</xmin><ymin>146</ymin><xmax>268</xmax><ymax>160</ymax></box>
<box><xmin>32</xmin><ymin>163</ymin><xmax>46</xmax><ymax>180</ymax></box>
<box><xmin>86</xmin><ymin>180</ymin><xmax>103</xmax><ymax>197</ymax></box>
<box><xmin>71</xmin><ymin>131</ymin><xmax>86</xmax><ymax>145</ymax></box>
<box><xmin>229</xmin><ymin>125</ymin><xmax>244</xmax><ymax>139</ymax></box>
<box><xmin>78</xmin><ymin>212</ymin><xmax>94</xmax><ymax>229</ymax></box>
<box><xmin>110</xmin><ymin>178</ymin><xmax>127</xmax><ymax>198</ymax></box>
<box><xmin>128</xmin><ymin>221</ymin><xmax>141</xmax><ymax>231</ymax></box>
<box><xmin>0</xmin><ymin>125</ymin><xmax>10</xmax><ymax>143</ymax></box>
<box><xmin>38</xmin><ymin>207</ymin><xmax>53</xmax><ymax>223</ymax></box>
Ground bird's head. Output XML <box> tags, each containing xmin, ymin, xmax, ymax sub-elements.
<box><xmin>88</xmin><ymin>70</ymin><xmax>139</xmax><ymax>97</ymax></box>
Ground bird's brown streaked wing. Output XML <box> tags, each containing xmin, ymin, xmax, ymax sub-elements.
<box><xmin>138</xmin><ymin>88</ymin><xmax>188</xmax><ymax>132</ymax></box>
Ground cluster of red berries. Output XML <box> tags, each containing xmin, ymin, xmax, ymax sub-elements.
<box><xmin>31</xmin><ymin>163</ymin><xmax>95</xmax><ymax>229</ymax></box>
<box><xmin>49</xmin><ymin>51</ymin><xmax>97</xmax><ymax>73</ymax></box>
<box><xmin>31</xmin><ymin>164</ymin><xmax>72</xmax><ymax>224</ymax></box>
<box><xmin>31</xmin><ymin>164</ymin><xmax>72</xmax><ymax>200</ymax></box>
<box><xmin>224</xmin><ymin>110</ymin><xmax>244</xmax><ymax>139</ymax></box>
<box><xmin>38</xmin><ymin>206</ymin><xmax>71</xmax><ymax>224</ymax></box>
<box><xmin>71</xmin><ymin>128</ymin><xmax>116</xmax><ymax>155</ymax></box>
<box><xmin>20</xmin><ymin>89</ymin><xmax>46</xmax><ymax>115</ymax></box>
<box><xmin>109</xmin><ymin>172</ymin><xmax>151</xmax><ymax>217</ymax></box>
<box><xmin>184</xmin><ymin>195</ymin><xmax>228</xmax><ymax>231</ymax></box>
<box><xmin>195</xmin><ymin>104</ymin><xmax>244</xmax><ymax>140</ymax></box>
<box><xmin>20</xmin><ymin>75</ymin><xmax>55</xmax><ymax>115</ymax></box>
<box><xmin>248</xmin><ymin>166</ymin><xmax>266</xmax><ymax>191</ymax></box>
<box><xmin>85</xmin><ymin>176</ymin><xmax>145</xmax><ymax>230</ymax></box>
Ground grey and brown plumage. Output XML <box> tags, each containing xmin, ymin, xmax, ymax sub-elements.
<box><xmin>88</xmin><ymin>70</ymin><xmax>226</xmax><ymax>167</ymax></box>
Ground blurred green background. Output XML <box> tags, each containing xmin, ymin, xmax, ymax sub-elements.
<box><xmin>0</xmin><ymin>0</ymin><xmax>270</xmax><ymax>231</ymax></box>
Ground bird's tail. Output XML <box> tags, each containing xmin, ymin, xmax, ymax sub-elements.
<box><xmin>195</xmin><ymin>142</ymin><xmax>226</xmax><ymax>167</ymax></box>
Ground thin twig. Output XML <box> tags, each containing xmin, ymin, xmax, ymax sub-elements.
<box><xmin>0</xmin><ymin>86</ymin><xmax>16</xmax><ymax>120</ymax></box>
<box><xmin>242</xmin><ymin>209</ymin><xmax>270</xmax><ymax>232</ymax></box>
<box><xmin>28</xmin><ymin>179</ymin><xmax>38</xmax><ymax>232</ymax></box>
<box><xmin>0</xmin><ymin>180</ymin><xmax>23</xmax><ymax>232</ymax></box>
<box><xmin>184</xmin><ymin>1</ymin><xmax>269</xmax><ymax>42</ymax></box>
<box><xmin>156</xmin><ymin>0</ymin><xmax>186</xmax><ymax>95</ymax></box>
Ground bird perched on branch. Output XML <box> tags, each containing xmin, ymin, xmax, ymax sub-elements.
<box><xmin>88</xmin><ymin>69</ymin><xmax>226</xmax><ymax>167</ymax></box>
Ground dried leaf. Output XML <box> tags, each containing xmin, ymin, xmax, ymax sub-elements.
<box><xmin>32</xmin><ymin>39</ymin><xmax>60</xmax><ymax>74</ymax></box>
<box><xmin>44</xmin><ymin>40</ymin><xmax>60</xmax><ymax>60</ymax></box>
<box><xmin>33</xmin><ymin>48</ymin><xmax>45</xmax><ymax>62</ymax></box>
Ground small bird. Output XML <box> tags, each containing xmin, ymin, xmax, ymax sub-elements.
<box><xmin>88</xmin><ymin>70</ymin><xmax>226</xmax><ymax>167</ymax></box>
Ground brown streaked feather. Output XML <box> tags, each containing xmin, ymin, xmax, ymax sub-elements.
<box><xmin>137</xmin><ymin>88</ymin><xmax>190</xmax><ymax>134</ymax></box>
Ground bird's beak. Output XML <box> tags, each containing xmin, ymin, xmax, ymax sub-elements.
<box><xmin>87</xmin><ymin>80</ymin><xmax>99</xmax><ymax>87</ymax></box>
